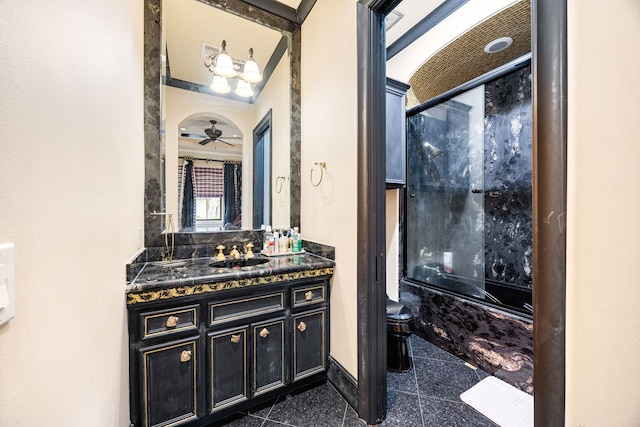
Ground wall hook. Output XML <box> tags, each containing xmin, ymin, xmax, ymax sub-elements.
<box><xmin>275</xmin><ymin>176</ymin><xmax>287</xmax><ymax>194</ymax></box>
<box><xmin>310</xmin><ymin>162</ymin><xmax>326</xmax><ymax>187</ymax></box>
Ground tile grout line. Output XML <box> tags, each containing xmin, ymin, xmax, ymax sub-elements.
<box><xmin>340</xmin><ymin>401</ymin><xmax>349</xmax><ymax>427</ymax></box>
<box><xmin>409</xmin><ymin>338</ymin><xmax>427</xmax><ymax>427</ymax></box>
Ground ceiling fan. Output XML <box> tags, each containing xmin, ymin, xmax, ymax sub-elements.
<box><xmin>199</xmin><ymin>120</ymin><xmax>234</xmax><ymax>146</ymax></box>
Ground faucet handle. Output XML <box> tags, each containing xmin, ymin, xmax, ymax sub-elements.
<box><xmin>245</xmin><ymin>243</ymin><xmax>255</xmax><ymax>258</ymax></box>
<box><xmin>214</xmin><ymin>245</ymin><xmax>226</xmax><ymax>261</ymax></box>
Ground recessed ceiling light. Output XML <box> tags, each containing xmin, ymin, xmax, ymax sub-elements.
<box><xmin>484</xmin><ymin>37</ymin><xmax>513</xmax><ymax>54</ymax></box>
<box><xmin>179</xmin><ymin>127</ymin><xmax>187</xmax><ymax>131</ymax></box>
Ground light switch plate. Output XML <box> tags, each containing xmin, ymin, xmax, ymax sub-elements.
<box><xmin>0</xmin><ymin>243</ymin><xmax>15</xmax><ymax>326</ymax></box>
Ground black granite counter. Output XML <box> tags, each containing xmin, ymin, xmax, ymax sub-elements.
<box><xmin>126</xmin><ymin>252</ymin><xmax>335</xmax><ymax>306</ymax></box>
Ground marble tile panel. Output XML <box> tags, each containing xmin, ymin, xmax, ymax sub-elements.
<box><xmin>401</xmin><ymin>281</ymin><xmax>534</xmax><ymax>393</ymax></box>
<box><xmin>413</xmin><ymin>358</ymin><xmax>481</xmax><ymax>401</ymax></box>
<box><xmin>379</xmin><ymin>390</ymin><xmax>424</xmax><ymax>427</ymax></box>
<box><xmin>387</xmin><ymin>368</ymin><xmax>418</xmax><ymax>395</ymax></box>
<box><xmin>342</xmin><ymin>405</ymin><xmax>367</xmax><ymax>427</ymax></box>
<box><xmin>265</xmin><ymin>382</ymin><xmax>348</xmax><ymax>427</ymax></box>
<box><xmin>421</xmin><ymin>396</ymin><xmax>499</xmax><ymax>427</ymax></box>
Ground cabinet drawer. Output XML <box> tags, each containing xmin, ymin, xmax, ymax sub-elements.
<box><xmin>291</xmin><ymin>284</ymin><xmax>326</xmax><ymax>308</ymax></box>
<box><xmin>210</xmin><ymin>292</ymin><xmax>284</xmax><ymax>325</ymax></box>
<box><xmin>141</xmin><ymin>305</ymin><xmax>199</xmax><ymax>339</ymax></box>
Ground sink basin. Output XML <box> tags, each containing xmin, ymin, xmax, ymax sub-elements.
<box><xmin>209</xmin><ymin>256</ymin><xmax>270</xmax><ymax>269</ymax></box>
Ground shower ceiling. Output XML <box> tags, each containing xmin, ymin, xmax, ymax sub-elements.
<box><xmin>387</xmin><ymin>0</ymin><xmax>531</xmax><ymax>107</ymax></box>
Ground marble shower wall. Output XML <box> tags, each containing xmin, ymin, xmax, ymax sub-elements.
<box><xmin>484</xmin><ymin>66</ymin><xmax>533</xmax><ymax>288</ymax></box>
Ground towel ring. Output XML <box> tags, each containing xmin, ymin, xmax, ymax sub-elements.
<box><xmin>275</xmin><ymin>176</ymin><xmax>286</xmax><ymax>194</ymax></box>
<box><xmin>310</xmin><ymin>162</ymin><xmax>326</xmax><ymax>187</ymax></box>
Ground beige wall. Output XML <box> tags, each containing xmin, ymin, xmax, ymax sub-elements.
<box><xmin>301</xmin><ymin>0</ymin><xmax>359</xmax><ymax>377</ymax></box>
<box><xmin>386</xmin><ymin>189</ymin><xmax>400</xmax><ymax>300</ymax></box>
<box><xmin>0</xmin><ymin>0</ymin><xmax>143</xmax><ymax>426</ymax></box>
<box><xmin>566</xmin><ymin>0</ymin><xmax>640</xmax><ymax>424</ymax></box>
<box><xmin>255</xmin><ymin>52</ymin><xmax>291</xmax><ymax>229</ymax></box>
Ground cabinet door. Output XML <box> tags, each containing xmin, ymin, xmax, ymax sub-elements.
<box><xmin>139</xmin><ymin>337</ymin><xmax>198</xmax><ymax>427</ymax></box>
<box><xmin>386</xmin><ymin>78</ymin><xmax>410</xmax><ymax>187</ymax></box>
<box><xmin>253</xmin><ymin>318</ymin><xmax>286</xmax><ymax>395</ymax></box>
<box><xmin>292</xmin><ymin>309</ymin><xmax>326</xmax><ymax>381</ymax></box>
<box><xmin>209</xmin><ymin>327</ymin><xmax>249</xmax><ymax>412</ymax></box>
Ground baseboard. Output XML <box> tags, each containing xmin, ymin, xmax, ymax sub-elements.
<box><xmin>327</xmin><ymin>355</ymin><xmax>358</xmax><ymax>411</ymax></box>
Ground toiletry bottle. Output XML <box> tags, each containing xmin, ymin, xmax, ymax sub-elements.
<box><xmin>273</xmin><ymin>229</ymin><xmax>279</xmax><ymax>254</ymax></box>
<box><xmin>264</xmin><ymin>226</ymin><xmax>274</xmax><ymax>254</ymax></box>
<box><xmin>278</xmin><ymin>229</ymin><xmax>288</xmax><ymax>253</ymax></box>
<box><xmin>292</xmin><ymin>227</ymin><xmax>301</xmax><ymax>252</ymax></box>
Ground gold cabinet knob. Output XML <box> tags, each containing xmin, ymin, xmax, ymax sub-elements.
<box><xmin>297</xmin><ymin>321</ymin><xmax>307</xmax><ymax>332</ymax></box>
<box><xmin>230</xmin><ymin>334</ymin><xmax>241</xmax><ymax>344</ymax></box>
<box><xmin>165</xmin><ymin>315</ymin><xmax>179</xmax><ymax>328</ymax></box>
<box><xmin>259</xmin><ymin>328</ymin><xmax>270</xmax><ymax>338</ymax></box>
<box><xmin>180</xmin><ymin>350</ymin><xmax>192</xmax><ymax>362</ymax></box>
<box><xmin>304</xmin><ymin>291</ymin><xmax>313</xmax><ymax>301</ymax></box>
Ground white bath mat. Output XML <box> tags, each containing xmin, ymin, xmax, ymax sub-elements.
<box><xmin>460</xmin><ymin>376</ymin><xmax>533</xmax><ymax>427</ymax></box>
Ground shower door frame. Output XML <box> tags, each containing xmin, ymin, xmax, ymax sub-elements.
<box><xmin>355</xmin><ymin>0</ymin><xmax>567</xmax><ymax>425</ymax></box>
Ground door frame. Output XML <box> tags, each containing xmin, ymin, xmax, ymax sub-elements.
<box><xmin>355</xmin><ymin>0</ymin><xmax>567</xmax><ymax>425</ymax></box>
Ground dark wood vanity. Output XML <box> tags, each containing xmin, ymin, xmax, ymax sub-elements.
<box><xmin>126</xmin><ymin>253</ymin><xmax>333</xmax><ymax>427</ymax></box>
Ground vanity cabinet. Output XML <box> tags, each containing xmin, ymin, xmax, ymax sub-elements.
<box><xmin>386</xmin><ymin>77</ymin><xmax>410</xmax><ymax>187</ymax></box>
<box><xmin>127</xmin><ymin>274</ymin><xmax>331</xmax><ymax>427</ymax></box>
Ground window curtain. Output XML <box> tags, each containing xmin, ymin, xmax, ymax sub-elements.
<box><xmin>179</xmin><ymin>160</ymin><xmax>196</xmax><ymax>230</ymax></box>
<box><xmin>223</xmin><ymin>162</ymin><xmax>242</xmax><ymax>226</ymax></box>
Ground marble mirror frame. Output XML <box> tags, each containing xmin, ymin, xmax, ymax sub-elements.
<box><xmin>144</xmin><ymin>0</ymin><xmax>301</xmax><ymax>247</ymax></box>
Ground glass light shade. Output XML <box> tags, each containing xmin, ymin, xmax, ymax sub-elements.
<box><xmin>234</xmin><ymin>79</ymin><xmax>253</xmax><ymax>98</ymax></box>
<box><xmin>242</xmin><ymin>59</ymin><xmax>262</xmax><ymax>83</ymax></box>
<box><xmin>210</xmin><ymin>75</ymin><xmax>230</xmax><ymax>94</ymax></box>
<box><xmin>213</xmin><ymin>52</ymin><xmax>236</xmax><ymax>77</ymax></box>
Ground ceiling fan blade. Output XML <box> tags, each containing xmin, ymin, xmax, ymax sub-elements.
<box><xmin>204</xmin><ymin>128</ymin><xmax>215</xmax><ymax>138</ymax></box>
<box><xmin>198</xmin><ymin>138</ymin><xmax>212</xmax><ymax>145</ymax></box>
<box><xmin>216</xmin><ymin>138</ymin><xmax>234</xmax><ymax>147</ymax></box>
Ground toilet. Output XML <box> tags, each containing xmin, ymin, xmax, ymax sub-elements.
<box><xmin>386</xmin><ymin>296</ymin><xmax>415</xmax><ymax>372</ymax></box>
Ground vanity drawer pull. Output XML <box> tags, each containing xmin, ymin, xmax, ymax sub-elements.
<box><xmin>165</xmin><ymin>315</ymin><xmax>179</xmax><ymax>328</ymax></box>
<box><xmin>259</xmin><ymin>328</ymin><xmax>270</xmax><ymax>338</ymax></box>
<box><xmin>180</xmin><ymin>350</ymin><xmax>192</xmax><ymax>363</ymax></box>
<box><xmin>141</xmin><ymin>306</ymin><xmax>198</xmax><ymax>339</ymax></box>
<box><xmin>292</xmin><ymin>285</ymin><xmax>326</xmax><ymax>307</ymax></box>
<box><xmin>230</xmin><ymin>334</ymin><xmax>241</xmax><ymax>344</ymax></box>
<box><xmin>297</xmin><ymin>321</ymin><xmax>307</xmax><ymax>332</ymax></box>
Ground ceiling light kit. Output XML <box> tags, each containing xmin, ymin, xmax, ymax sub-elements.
<box><xmin>204</xmin><ymin>40</ymin><xmax>263</xmax><ymax>97</ymax></box>
<box><xmin>484</xmin><ymin>36</ymin><xmax>513</xmax><ymax>54</ymax></box>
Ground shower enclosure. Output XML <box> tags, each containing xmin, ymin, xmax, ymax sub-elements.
<box><xmin>405</xmin><ymin>61</ymin><xmax>533</xmax><ymax>315</ymax></box>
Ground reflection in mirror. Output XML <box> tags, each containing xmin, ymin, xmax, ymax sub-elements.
<box><xmin>143</xmin><ymin>0</ymin><xmax>301</xmax><ymax>248</ymax></box>
<box><xmin>163</xmin><ymin>0</ymin><xmax>291</xmax><ymax>233</ymax></box>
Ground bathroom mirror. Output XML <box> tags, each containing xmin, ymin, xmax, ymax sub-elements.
<box><xmin>144</xmin><ymin>0</ymin><xmax>301</xmax><ymax>247</ymax></box>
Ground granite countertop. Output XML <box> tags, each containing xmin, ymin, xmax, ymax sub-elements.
<box><xmin>126</xmin><ymin>252</ymin><xmax>335</xmax><ymax>305</ymax></box>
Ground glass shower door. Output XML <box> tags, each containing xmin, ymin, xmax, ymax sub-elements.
<box><xmin>405</xmin><ymin>85</ymin><xmax>487</xmax><ymax>300</ymax></box>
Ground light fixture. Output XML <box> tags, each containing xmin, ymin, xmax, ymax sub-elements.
<box><xmin>204</xmin><ymin>40</ymin><xmax>261</xmax><ymax>96</ymax></box>
<box><xmin>210</xmin><ymin>75</ymin><xmax>230</xmax><ymax>94</ymax></box>
<box><xmin>241</xmin><ymin>48</ymin><xmax>262</xmax><ymax>83</ymax></box>
<box><xmin>235</xmin><ymin>79</ymin><xmax>254</xmax><ymax>98</ymax></box>
<box><xmin>212</xmin><ymin>40</ymin><xmax>236</xmax><ymax>77</ymax></box>
<box><xmin>484</xmin><ymin>37</ymin><xmax>513</xmax><ymax>54</ymax></box>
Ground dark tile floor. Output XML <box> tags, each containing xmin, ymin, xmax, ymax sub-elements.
<box><xmin>213</xmin><ymin>335</ymin><xmax>498</xmax><ymax>426</ymax></box>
